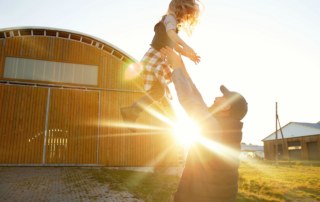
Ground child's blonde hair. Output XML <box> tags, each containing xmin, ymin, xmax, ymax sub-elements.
<box><xmin>167</xmin><ymin>0</ymin><xmax>204</xmax><ymax>36</ymax></box>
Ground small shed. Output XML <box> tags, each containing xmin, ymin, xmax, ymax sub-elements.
<box><xmin>262</xmin><ymin>122</ymin><xmax>320</xmax><ymax>161</ymax></box>
<box><xmin>240</xmin><ymin>145</ymin><xmax>264</xmax><ymax>159</ymax></box>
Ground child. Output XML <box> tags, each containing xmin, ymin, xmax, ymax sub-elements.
<box><xmin>121</xmin><ymin>0</ymin><xmax>203</xmax><ymax>132</ymax></box>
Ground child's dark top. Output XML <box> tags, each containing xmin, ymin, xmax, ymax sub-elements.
<box><xmin>151</xmin><ymin>15</ymin><xmax>179</xmax><ymax>51</ymax></box>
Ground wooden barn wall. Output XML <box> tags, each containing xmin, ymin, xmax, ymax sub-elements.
<box><xmin>0</xmin><ymin>36</ymin><xmax>177</xmax><ymax>166</ymax></box>
<box><xmin>0</xmin><ymin>85</ymin><xmax>47</xmax><ymax>164</ymax></box>
<box><xmin>263</xmin><ymin>135</ymin><xmax>320</xmax><ymax>160</ymax></box>
<box><xmin>99</xmin><ymin>91</ymin><xmax>177</xmax><ymax>166</ymax></box>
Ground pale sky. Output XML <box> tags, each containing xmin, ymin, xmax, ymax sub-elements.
<box><xmin>1</xmin><ymin>0</ymin><xmax>320</xmax><ymax>145</ymax></box>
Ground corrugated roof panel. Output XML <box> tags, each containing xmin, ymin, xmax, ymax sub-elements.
<box><xmin>294</xmin><ymin>122</ymin><xmax>320</xmax><ymax>130</ymax></box>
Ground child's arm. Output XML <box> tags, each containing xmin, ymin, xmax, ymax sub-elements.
<box><xmin>174</xmin><ymin>43</ymin><xmax>187</xmax><ymax>57</ymax></box>
<box><xmin>174</xmin><ymin>43</ymin><xmax>201</xmax><ymax>65</ymax></box>
<box><xmin>167</xmin><ymin>30</ymin><xmax>195</xmax><ymax>57</ymax></box>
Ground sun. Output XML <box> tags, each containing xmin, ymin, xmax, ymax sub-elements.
<box><xmin>173</xmin><ymin>118</ymin><xmax>200</xmax><ymax>146</ymax></box>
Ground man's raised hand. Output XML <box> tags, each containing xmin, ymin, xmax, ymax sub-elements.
<box><xmin>161</xmin><ymin>46</ymin><xmax>191</xmax><ymax>78</ymax></box>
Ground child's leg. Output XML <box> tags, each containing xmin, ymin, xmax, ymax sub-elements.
<box><xmin>120</xmin><ymin>80</ymin><xmax>165</xmax><ymax>132</ymax></box>
<box><xmin>131</xmin><ymin>80</ymin><xmax>165</xmax><ymax>115</ymax></box>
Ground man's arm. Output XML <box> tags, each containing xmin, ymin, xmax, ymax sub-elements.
<box><xmin>167</xmin><ymin>30</ymin><xmax>195</xmax><ymax>58</ymax></box>
<box><xmin>161</xmin><ymin>47</ymin><xmax>222</xmax><ymax>140</ymax></box>
<box><xmin>172</xmin><ymin>68</ymin><xmax>221</xmax><ymax>137</ymax></box>
<box><xmin>180</xmin><ymin>59</ymin><xmax>208</xmax><ymax>110</ymax></box>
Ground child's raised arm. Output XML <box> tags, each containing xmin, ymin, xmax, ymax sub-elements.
<box><xmin>167</xmin><ymin>30</ymin><xmax>195</xmax><ymax>58</ymax></box>
<box><xmin>174</xmin><ymin>43</ymin><xmax>201</xmax><ymax>65</ymax></box>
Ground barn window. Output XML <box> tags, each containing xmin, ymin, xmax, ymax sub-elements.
<box><xmin>288</xmin><ymin>146</ymin><xmax>301</xmax><ymax>150</ymax></box>
<box><xmin>288</xmin><ymin>141</ymin><xmax>301</xmax><ymax>150</ymax></box>
<box><xmin>3</xmin><ymin>57</ymin><xmax>98</xmax><ymax>85</ymax></box>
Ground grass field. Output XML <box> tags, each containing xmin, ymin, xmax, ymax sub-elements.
<box><xmin>237</xmin><ymin>160</ymin><xmax>320</xmax><ymax>202</ymax></box>
<box><xmin>85</xmin><ymin>160</ymin><xmax>320</xmax><ymax>202</ymax></box>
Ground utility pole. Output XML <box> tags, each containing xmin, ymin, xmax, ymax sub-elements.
<box><xmin>275</xmin><ymin>102</ymin><xmax>278</xmax><ymax>167</ymax></box>
<box><xmin>278</xmin><ymin>116</ymin><xmax>291</xmax><ymax>167</ymax></box>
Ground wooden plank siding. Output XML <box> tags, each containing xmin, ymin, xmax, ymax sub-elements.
<box><xmin>0</xmin><ymin>85</ymin><xmax>47</xmax><ymax>164</ymax></box>
<box><xmin>0</xmin><ymin>34</ymin><xmax>177</xmax><ymax>166</ymax></box>
<box><xmin>98</xmin><ymin>91</ymin><xmax>177</xmax><ymax>166</ymax></box>
<box><xmin>45</xmin><ymin>89</ymin><xmax>99</xmax><ymax>164</ymax></box>
<box><xmin>263</xmin><ymin>135</ymin><xmax>320</xmax><ymax>161</ymax></box>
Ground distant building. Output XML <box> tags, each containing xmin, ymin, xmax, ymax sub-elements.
<box><xmin>262</xmin><ymin>122</ymin><xmax>320</xmax><ymax>161</ymax></box>
<box><xmin>240</xmin><ymin>145</ymin><xmax>264</xmax><ymax>159</ymax></box>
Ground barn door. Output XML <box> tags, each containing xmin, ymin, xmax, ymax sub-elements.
<box><xmin>307</xmin><ymin>142</ymin><xmax>319</xmax><ymax>160</ymax></box>
<box><xmin>0</xmin><ymin>85</ymin><xmax>48</xmax><ymax>164</ymax></box>
<box><xmin>44</xmin><ymin>89</ymin><xmax>99</xmax><ymax>165</ymax></box>
<box><xmin>288</xmin><ymin>141</ymin><xmax>302</xmax><ymax>160</ymax></box>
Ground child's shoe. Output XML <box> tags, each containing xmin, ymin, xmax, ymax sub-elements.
<box><xmin>120</xmin><ymin>107</ymin><xmax>139</xmax><ymax>133</ymax></box>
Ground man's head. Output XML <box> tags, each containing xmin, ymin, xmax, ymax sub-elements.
<box><xmin>208</xmin><ymin>85</ymin><xmax>248</xmax><ymax>120</ymax></box>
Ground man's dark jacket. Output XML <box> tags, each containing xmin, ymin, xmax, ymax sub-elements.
<box><xmin>172</xmin><ymin>68</ymin><xmax>243</xmax><ymax>202</ymax></box>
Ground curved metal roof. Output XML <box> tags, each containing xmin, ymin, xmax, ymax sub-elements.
<box><xmin>0</xmin><ymin>26</ymin><xmax>138</xmax><ymax>64</ymax></box>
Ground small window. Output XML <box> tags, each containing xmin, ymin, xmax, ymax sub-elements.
<box><xmin>3</xmin><ymin>57</ymin><xmax>98</xmax><ymax>85</ymax></box>
<box><xmin>288</xmin><ymin>146</ymin><xmax>301</xmax><ymax>150</ymax></box>
<box><xmin>288</xmin><ymin>141</ymin><xmax>301</xmax><ymax>150</ymax></box>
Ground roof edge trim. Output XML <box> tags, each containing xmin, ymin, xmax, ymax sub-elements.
<box><xmin>261</xmin><ymin>122</ymin><xmax>292</xmax><ymax>141</ymax></box>
<box><xmin>0</xmin><ymin>26</ymin><xmax>138</xmax><ymax>63</ymax></box>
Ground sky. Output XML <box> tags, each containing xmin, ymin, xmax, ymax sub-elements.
<box><xmin>1</xmin><ymin>0</ymin><xmax>320</xmax><ymax>145</ymax></box>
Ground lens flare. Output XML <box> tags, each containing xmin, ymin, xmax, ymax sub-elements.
<box><xmin>125</xmin><ymin>62</ymin><xmax>143</xmax><ymax>80</ymax></box>
<box><xmin>173</xmin><ymin>119</ymin><xmax>200</xmax><ymax>146</ymax></box>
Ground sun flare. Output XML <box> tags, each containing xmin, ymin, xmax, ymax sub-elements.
<box><xmin>173</xmin><ymin>119</ymin><xmax>200</xmax><ymax>146</ymax></box>
<box><xmin>124</xmin><ymin>62</ymin><xmax>143</xmax><ymax>80</ymax></box>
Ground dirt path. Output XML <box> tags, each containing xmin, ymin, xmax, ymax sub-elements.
<box><xmin>0</xmin><ymin>167</ymin><xmax>144</xmax><ymax>202</ymax></box>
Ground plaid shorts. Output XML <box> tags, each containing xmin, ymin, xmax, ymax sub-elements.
<box><xmin>141</xmin><ymin>47</ymin><xmax>173</xmax><ymax>100</ymax></box>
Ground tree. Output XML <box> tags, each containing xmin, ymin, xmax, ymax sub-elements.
<box><xmin>241</xmin><ymin>142</ymin><xmax>246</xmax><ymax>145</ymax></box>
<box><xmin>249</xmin><ymin>143</ymin><xmax>253</xmax><ymax>145</ymax></box>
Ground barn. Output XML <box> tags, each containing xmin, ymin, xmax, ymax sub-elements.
<box><xmin>262</xmin><ymin>122</ymin><xmax>320</xmax><ymax>161</ymax></box>
<box><xmin>0</xmin><ymin>27</ymin><xmax>179</xmax><ymax>167</ymax></box>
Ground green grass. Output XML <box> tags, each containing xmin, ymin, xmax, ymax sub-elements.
<box><xmin>237</xmin><ymin>160</ymin><xmax>320</xmax><ymax>202</ymax></box>
<box><xmin>84</xmin><ymin>161</ymin><xmax>320</xmax><ymax>202</ymax></box>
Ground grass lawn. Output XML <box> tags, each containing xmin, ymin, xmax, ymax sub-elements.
<box><xmin>237</xmin><ymin>160</ymin><xmax>320</xmax><ymax>202</ymax></box>
<box><xmin>84</xmin><ymin>161</ymin><xmax>320</xmax><ymax>202</ymax></box>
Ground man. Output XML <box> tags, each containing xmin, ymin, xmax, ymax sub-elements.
<box><xmin>160</xmin><ymin>47</ymin><xmax>248</xmax><ymax>202</ymax></box>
